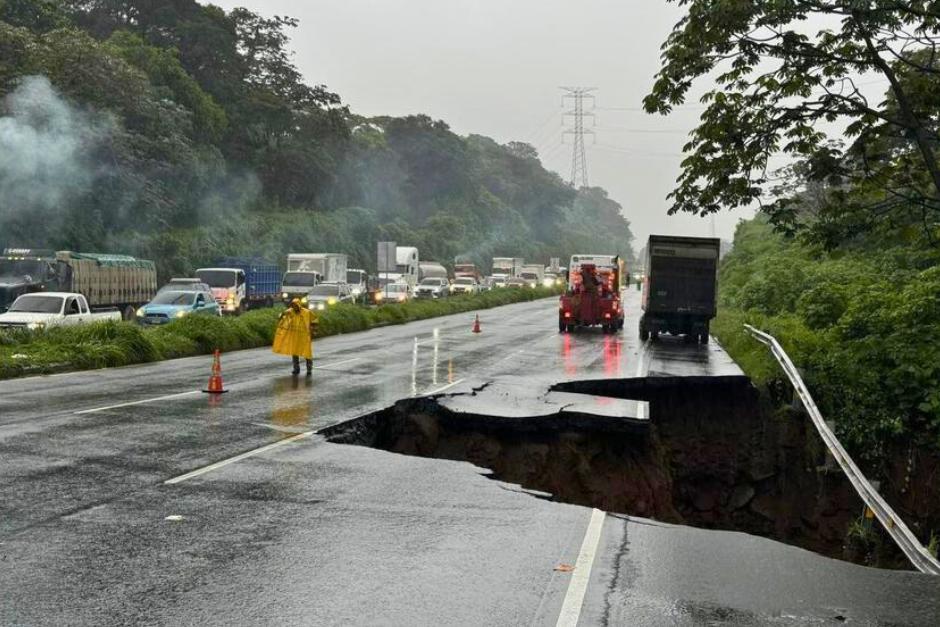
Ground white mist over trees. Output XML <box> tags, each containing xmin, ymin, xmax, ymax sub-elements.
<box><xmin>0</xmin><ymin>2</ymin><xmax>633</xmax><ymax>277</ymax></box>
<box><xmin>0</xmin><ymin>76</ymin><xmax>108</xmax><ymax>226</ymax></box>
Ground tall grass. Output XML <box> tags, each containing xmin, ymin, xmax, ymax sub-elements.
<box><xmin>0</xmin><ymin>287</ymin><xmax>560</xmax><ymax>379</ymax></box>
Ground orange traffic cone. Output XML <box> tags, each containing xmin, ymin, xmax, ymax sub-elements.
<box><xmin>202</xmin><ymin>349</ymin><xmax>228</xmax><ymax>394</ymax></box>
<box><xmin>471</xmin><ymin>314</ymin><xmax>482</xmax><ymax>334</ymax></box>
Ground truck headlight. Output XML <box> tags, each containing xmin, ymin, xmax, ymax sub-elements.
<box><xmin>27</xmin><ymin>321</ymin><xmax>45</xmax><ymax>330</ymax></box>
<box><xmin>327</xmin><ymin>297</ymin><xmax>337</xmax><ymax>305</ymax></box>
<box><xmin>317</xmin><ymin>303</ymin><xmax>326</xmax><ymax>311</ymax></box>
<box><xmin>282</xmin><ymin>292</ymin><xmax>288</xmax><ymax>299</ymax></box>
<box><xmin>136</xmin><ymin>308</ymin><xmax>145</xmax><ymax>317</ymax></box>
<box><xmin>375</xmin><ymin>292</ymin><xmax>384</xmax><ymax>302</ymax></box>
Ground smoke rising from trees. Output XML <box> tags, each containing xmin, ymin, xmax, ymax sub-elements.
<box><xmin>0</xmin><ymin>76</ymin><xmax>109</xmax><ymax>226</ymax></box>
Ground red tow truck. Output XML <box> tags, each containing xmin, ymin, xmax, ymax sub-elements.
<box><xmin>558</xmin><ymin>257</ymin><xmax>625</xmax><ymax>333</ymax></box>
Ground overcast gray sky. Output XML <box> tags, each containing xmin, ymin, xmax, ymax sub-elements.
<box><xmin>213</xmin><ymin>0</ymin><xmax>754</xmax><ymax>246</ymax></box>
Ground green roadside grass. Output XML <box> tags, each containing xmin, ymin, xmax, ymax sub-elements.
<box><xmin>0</xmin><ymin>286</ymin><xmax>561</xmax><ymax>380</ymax></box>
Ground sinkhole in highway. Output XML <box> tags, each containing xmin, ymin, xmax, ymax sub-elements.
<box><xmin>323</xmin><ymin>376</ymin><xmax>864</xmax><ymax>564</ymax></box>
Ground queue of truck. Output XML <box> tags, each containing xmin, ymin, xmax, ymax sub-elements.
<box><xmin>0</xmin><ymin>238</ymin><xmax>721</xmax><ymax>342</ymax></box>
<box><xmin>0</xmin><ymin>246</ymin><xmax>567</xmax><ymax>330</ymax></box>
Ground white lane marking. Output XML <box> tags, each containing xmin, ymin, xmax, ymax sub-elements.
<box><xmin>634</xmin><ymin>347</ymin><xmax>649</xmax><ymax>420</ymax></box>
<box><xmin>72</xmin><ymin>358</ymin><xmax>362</xmax><ymax>415</ymax></box>
<box><xmin>251</xmin><ymin>422</ymin><xmax>309</xmax><ymax>434</ymax></box>
<box><xmin>556</xmin><ymin>508</ymin><xmax>606</xmax><ymax>627</ymax></box>
<box><xmin>422</xmin><ymin>378</ymin><xmax>466</xmax><ymax>396</ymax></box>
<box><xmin>312</xmin><ymin>357</ymin><xmax>361</xmax><ymax>370</ymax></box>
<box><xmin>75</xmin><ymin>390</ymin><xmax>201</xmax><ymax>415</ymax></box>
<box><xmin>164</xmin><ymin>431</ymin><xmax>314</xmax><ymax>485</ymax></box>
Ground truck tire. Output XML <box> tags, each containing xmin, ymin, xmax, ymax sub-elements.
<box><xmin>639</xmin><ymin>322</ymin><xmax>649</xmax><ymax>342</ymax></box>
<box><xmin>699</xmin><ymin>333</ymin><xmax>710</xmax><ymax>345</ymax></box>
<box><xmin>651</xmin><ymin>331</ymin><xmax>659</xmax><ymax>342</ymax></box>
<box><xmin>559</xmin><ymin>320</ymin><xmax>567</xmax><ymax>333</ymax></box>
<box><xmin>122</xmin><ymin>305</ymin><xmax>135</xmax><ymax>321</ymax></box>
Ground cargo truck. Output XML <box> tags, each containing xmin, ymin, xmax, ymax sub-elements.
<box><xmin>0</xmin><ymin>248</ymin><xmax>57</xmax><ymax>313</ymax></box>
<box><xmin>0</xmin><ymin>249</ymin><xmax>156</xmax><ymax>320</ymax></box>
<box><xmin>453</xmin><ymin>262</ymin><xmax>482</xmax><ymax>282</ymax></box>
<box><xmin>519</xmin><ymin>264</ymin><xmax>545</xmax><ymax>288</ymax></box>
<box><xmin>196</xmin><ymin>257</ymin><xmax>280</xmax><ymax>314</ymax></box>
<box><xmin>491</xmin><ymin>257</ymin><xmax>524</xmax><ymax>279</ymax></box>
<box><xmin>418</xmin><ymin>261</ymin><xmax>448</xmax><ymax>281</ymax></box>
<box><xmin>381</xmin><ymin>247</ymin><xmax>419</xmax><ymax>288</ymax></box>
<box><xmin>282</xmin><ymin>253</ymin><xmax>348</xmax><ymax>303</ymax></box>
<box><xmin>639</xmin><ymin>235</ymin><xmax>720</xmax><ymax>344</ymax></box>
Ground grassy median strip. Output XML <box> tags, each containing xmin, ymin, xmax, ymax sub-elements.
<box><xmin>0</xmin><ymin>287</ymin><xmax>561</xmax><ymax>380</ymax></box>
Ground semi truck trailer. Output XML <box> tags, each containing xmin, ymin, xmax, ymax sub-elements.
<box><xmin>639</xmin><ymin>235</ymin><xmax>720</xmax><ymax>344</ymax></box>
<box><xmin>0</xmin><ymin>249</ymin><xmax>156</xmax><ymax>320</ymax></box>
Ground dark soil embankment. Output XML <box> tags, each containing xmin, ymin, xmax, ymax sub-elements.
<box><xmin>322</xmin><ymin>377</ymin><xmax>880</xmax><ymax>565</ymax></box>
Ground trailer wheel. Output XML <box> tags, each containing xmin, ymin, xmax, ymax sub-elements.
<box><xmin>651</xmin><ymin>331</ymin><xmax>659</xmax><ymax>342</ymax></box>
<box><xmin>122</xmin><ymin>305</ymin><xmax>135</xmax><ymax>321</ymax></box>
<box><xmin>699</xmin><ymin>333</ymin><xmax>710</xmax><ymax>345</ymax></box>
<box><xmin>639</xmin><ymin>322</ymin><xmax>649</xmax><ymax>342</ymax></box>
<box><xmin>559</xmin><ymin>320</ymin><xmax>567</xmax><ymax>333</ymax></box>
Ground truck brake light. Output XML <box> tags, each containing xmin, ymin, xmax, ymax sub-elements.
<box><xmin>563</xmin><ymin>311</ymin><xmax>571</xmax><ymax>318</ymax></box>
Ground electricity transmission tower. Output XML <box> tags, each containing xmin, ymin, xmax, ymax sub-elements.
<box><xmin>561</xmin><ymin>87</ymin><xmax>596</xmax><ymax>188</ymax></box>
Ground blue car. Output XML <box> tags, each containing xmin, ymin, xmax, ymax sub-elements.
<box><xmin>136</xmin><ymin>290</ymin><xmax>221</xmax><ymax>325</ymax></box>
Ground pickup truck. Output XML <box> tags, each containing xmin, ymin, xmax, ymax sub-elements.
<box><xmin>0</xmin><ymin>292</ymin><xmax>121</xmax><ymax>330</ymax></box>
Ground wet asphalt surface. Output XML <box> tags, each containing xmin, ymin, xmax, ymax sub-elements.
<box><xmin>2</xmin><ymin>290</ymin><xmax>940</xmax><ymax>626</ymax></box>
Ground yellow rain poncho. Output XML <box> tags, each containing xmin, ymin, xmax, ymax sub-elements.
<box><xmin>272</xmin><ymin>301</ymin><xmax>316</xmax><ymax>360</ymax></box>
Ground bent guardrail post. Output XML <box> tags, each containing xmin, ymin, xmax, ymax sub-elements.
<box><xmin>744</xmin><ymin>324</ymin><xmax>940</xmax><ymax>575</ymax></box>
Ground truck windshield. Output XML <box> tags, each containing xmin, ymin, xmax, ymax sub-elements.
<box><xmin>420</xmin><ymin>278</ymin><xmax>444</xmax><ymax>286</ymax></box>
<box><xmin>310</xmin><ymin>284</ymin><xmax>340</xmax><ymax>296</ymax></box>
<box><xmin>283</xmin><ymin>272</ymin><xmax>318</xmax><ymax>286</ymax></box>
<box><xmin>395</xmin><ymin>264</ymin><xmax>411</xmax><ymax>274</ymax></box>
<box><xmin>195</xmin><ymin>270</ymin><xmax>237</xmax><ymax>288</ymax></box>
<box><xmin>346</xmin><ymin>271</ymin><xmax>364</xmax><ymax>285</ymax></box>
<box><xmin>151</xmin><ymin>291</ymin><xmax>196</xmax><ymax>306</ymax></box>
<box><xmin>521</xmin><ymin>273</ymin><xmax>537</xmax><ymax>280</ymax></box>
<box><xmin>8</xmin><ymin>295</ymin><xmax>63</xmax><ymax>313</ymax></box>
<box><xmin>0</xmin><ymin>259</ymin><xmax>49</xmax><ymax>281</ymax></box>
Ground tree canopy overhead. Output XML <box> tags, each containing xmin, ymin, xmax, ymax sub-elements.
<box><xmin>645</xmin><ymin>1</ymin><xmax>940</xmax><ymax>248</ymax></box>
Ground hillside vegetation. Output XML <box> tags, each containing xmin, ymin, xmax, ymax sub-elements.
<box><xmin>0</xmin><ymin>0</ymin><xmax>633</xmax><ymax>277</ymax></box>
<box><xmin>713</xmin><ymin>218</ymin><xmax>940</xmax><ymax>460</ymax></box>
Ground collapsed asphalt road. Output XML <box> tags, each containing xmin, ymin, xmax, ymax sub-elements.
<box><xmin>2</xmin><ymin>291</ymin><xmax>940</xmax><ymax>626</ymax></box>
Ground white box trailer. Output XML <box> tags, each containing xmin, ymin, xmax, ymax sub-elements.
<box><xmin>283</xmin><ymin>253</ymin><xmax>348</xmax><ymax>302</ymax></box>
<box><xmin>286</xmin><ymin>253</ymin><xmax>348</xmax><ymax>283</ymax></box>
<box><xmin>491</xmin><ymin>257</ymin><xmax>524</xmax><ymax>278</ymax></box>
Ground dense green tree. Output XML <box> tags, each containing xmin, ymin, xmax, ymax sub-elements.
<box><xmin>645</xmin><ymin>1</ymin><xmax>940</xmax><ymax>246</ymax></box>
<box><xmin>0</xmin><ymin>1</ymin><xmax>633</xmax><ymax>277</ymax></box>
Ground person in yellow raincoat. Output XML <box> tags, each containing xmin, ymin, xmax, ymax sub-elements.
<box><xmin>273</xmin><ymin>298</ymin><xmax>318</xmax><ymax>375</ymax></box>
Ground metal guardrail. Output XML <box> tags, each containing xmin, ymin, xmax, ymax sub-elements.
<box><xmin>744</xmin><ymin>324</ymin><xmax>940</xmax><ymax>575</ymax></box>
